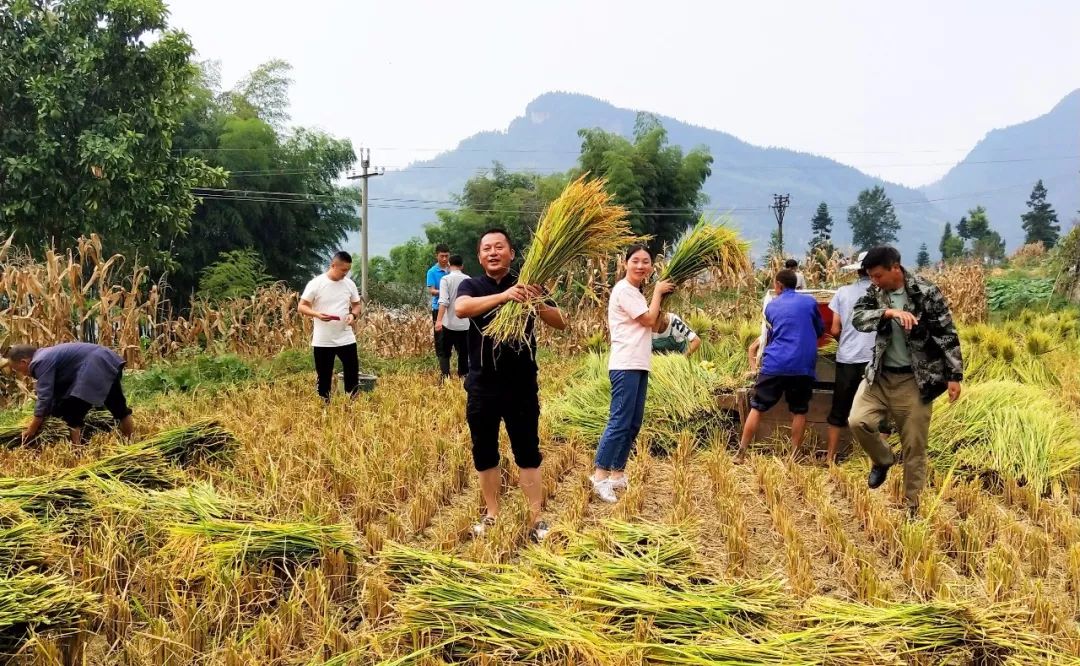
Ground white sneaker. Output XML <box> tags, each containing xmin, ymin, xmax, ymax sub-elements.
<box><xmin>592</xmin><ymin>478</ymin><xmax>618</xmax><ymax>503</ymax></box>
<box><xmin>608</xmin><ymin>476</ymin><xmax>628</xmax><ymax>490</ymax></box>
<box><xmin>471</xmin><ymin>515</ymin><xmax>496</xmax><ymax>537</ymax></box>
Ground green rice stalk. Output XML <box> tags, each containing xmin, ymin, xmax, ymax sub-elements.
<box><xmin>485</xmin><ymin>175</ymin><xmax>636</xmax><ymax>346</ymax></box>
<box><xmin>92</xmin><ymin>479</ymin><xmax>243</xmax><ymax>523</ymax></box>
<box><xmin>62</xmin><ymin>446</ymin><xmax>179</xmax><ymax>489</ymax></box>
<box><xmin>130</xmin><ymin>419</ymin><xmax>237</xmax><ymax>466</ymax></box>
<box><xmin>0</xmin><ymin>411</ymin><xmax>115</xmax><ymax>448</ymax></box>
<box><xmin>0</xmin><ymin>573</ymin><xmax>99</xmax><ymax>654</ymax></box>
<box><xmin>928</xmin><ymin>380</ymin><xmax>1080</xmax><ymax>492</ymax></box>
<box><xmin>0</xmin><ymin>478</ymin><xmax>93</xmax><ymax>520</ymax></box>
<box><xmin>169</xmin><ymin>517</ymin><xmax>360</xmax><ymax>567</ymax></box>
<box><xmin>0</xmin><ymin>514</ymin><xmax>57</xmax><ymax>575</ymax></box>
<box><xmin>546</xmin><ymin>352</ymin><xmax>739</xmax><ymax>448</ymax></box>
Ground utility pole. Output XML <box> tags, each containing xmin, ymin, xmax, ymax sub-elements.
<box><xmin>346</xmin><ymin>149</ymin><xmax>384</xmax><ymax>301</ymax></box>
<box><xmin>770</xmin><ymin>193</ymin><xmax>790</xmax><ymax>257</ymax></box>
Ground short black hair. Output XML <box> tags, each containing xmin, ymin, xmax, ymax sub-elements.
<box><xmin>448</xmin><ymin>254</ymin><xmax>463</xmax><ymax>267</ymax></box>
<box><xmin>3</xmin><ymin>344</ymin><xmax>37</xmax><ymax>363</ymax></box>
<box><xmin>332</xmin><ymin>251</ymin><xmax>352</xmax><ymax>264</ymax></box>
<box><xmin>861</xmin><ymin>246</ymin><xmax>902</xmax><ymax>272</ymax></box>
<box><xmin>624</xmin><ymin>243</ymin><xmax>654</xmax><ymax>262</ymax></box>
<box><xmin>435</xmin><ymin>243</ymin><xmax>450</xmax><ymax>254</ymax></box>
<box><xmin>478</xmin><ymin>227</ymin><xmax>514</xmax><ymax>251</ymax></box>
<box><xmin>784</xmin><ymin>259</ymin><xmax>798</xmax><ymax>269</ymax></box>
<box><xmin>775</xmin><ymin>269</ymin><xmax>797</xmax><ymax>289</ymax></box>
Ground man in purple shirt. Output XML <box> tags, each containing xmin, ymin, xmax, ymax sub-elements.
<box><xmin>737</xmin><ymin>269</ymin><xmax>824</xmax><ymax>461</ymax></box>
<box><xmin>3</xmin><ymin>342</ymin><xmax>134</xmax><ymax>445</ymax></box>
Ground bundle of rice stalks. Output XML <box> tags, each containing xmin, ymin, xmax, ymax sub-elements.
<box><xmin>929</xmin><ymin>380</ymin><xmax>1080</xmax><ymax>492</ymax></box>
<box><xmin>563</xmin><ymin>520</ymin><xmax>698</xmax><ymax>579</ymax></box>
<box><xmin>132</xmin><ymin>419</ymin><xmax>237</xmax><ymax>466</ymax></box>
<box><xmin>0</xmin><ymin>411</ymin><xmax>115</xmax><ymax>448</ymax></box>
<box><xmin>168</xmin><ymin>517</ymin><xmax>360</xmax><ymax>568</ymax></box>
<box><xmin>392</xmin><ymin>576</ymin><xmax>611</xmax><ymax>663</ymax></box>
<box><xmin>803</xmin><ymin>597</ymin><xmax>1062</xmax><ymax>662</ymax></box>
<box><xmin>0</xmin><ymin>515</ymin><xmax>58</xmax><ymax>575</ymax></box>
<box><xmin>63</xmin><ymin>446</ymin><xmax>179</xmax><ymax>490</ymax></box>
<box><xmin>484</xmin><ymin>175</ymin><xmax>635</xmax><ymax>346</ymax></box>
<box><xmin>655</xmin><ymin>216</ymin><xmax>751</xmax><ymax>289</ymax></box>
<box><xmin>0</xmin><ymin>477</ymin><xmax>92</xmax><ymax>520</ymax></box>
<box><xmin>93</xmin><ymin>480</ymin><xmax>243</xmax><ymax>523</ymax></box>
<box><xmin>0</xmin><ymin>573</ymin><xmax>99</xmax><ymax>654</ymax></box>
<box><xmin>547</xmin><ymin>353</ymin><xmax>740</xmax><ymax>448</ymax></box>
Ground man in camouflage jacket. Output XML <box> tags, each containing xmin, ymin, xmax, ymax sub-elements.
<box><xmin>848</xmin><ymin>246</ymin><xmax>963</xmax><ymax>515</ymax></box>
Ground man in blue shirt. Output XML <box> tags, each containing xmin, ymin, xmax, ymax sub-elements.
<box><xmin>425</xmin><ymin>243</ymin><xmax>451</xmax><ymax>369</ymax></box>
<box><xmin>3</xmin><ymin>342</ymin><xmax>135</xmax><ymax>446</ymax></box>
<box><xmin>737</xmin><ymin>269</ymin><xmax>824</xmax><ymax>461</ymax></box>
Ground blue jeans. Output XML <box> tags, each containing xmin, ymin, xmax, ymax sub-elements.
<box><xmin>594</xmin><ymin>370</ymin><xmax>649</xmax><ymax>471</ymax></box>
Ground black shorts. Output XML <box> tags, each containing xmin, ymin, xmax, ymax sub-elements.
<box><xmin>465</xmin><ymin>382</ymin><xmax>542</xmax><ymax>472</ymax></box>
<box><xmin>54</xmin><ymin>375</ymin><xmax>131</xmax><ymax>428</ymax></box>
<box><xmin>827</xmin><ymin>362</ymin><xmax>868</xmax><ymax>427</ymax></box>
<box><xmin>750</xmin><ymin>374</ymin><xmax>813</xmax><ymax>415</ymax></box>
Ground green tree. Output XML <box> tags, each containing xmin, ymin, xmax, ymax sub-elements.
<box><xmin>576</xmin><ymin>113</ymin><xmax>713</xmax><ymax>250</ymax></box>
<box><xmin>768</xmin><ymin>229</ymin><xmax>784</xmax><ymax>260</ymax></box>
<box><xmin>420</xmin><ymin>165</ymin><xmax>568</xmax><ymax>277</ymax></box>
<box><xmin>809</xmin><ymin>202</ymin><xmax>834</xmax><ymax>255</ymax></box>
<box><xmin>847</xmin><ymin>186</ymin><xmax>900</xmax><ymax>249</ymax></box>
<box><xmin>961</xmin><ymin>206</ymin><xmax>1005</xmax><ymax>263</ymax></box>
<box><xmin>0</xmin><ymin>0</ymin><xmax>224</xmax><ymax>263</ymax></box>
<box><xmin>939</xmin><ymin>222</ymin><xmax>965</xmax><ymax>261</ymax></box>
<box><xmin>1021</xmin><ymin>179</ymin><xmax>1061</xmax><ymax>248</ymax></box>
<box><xmin>166</xmin><ymin>61</ymin><xmax>358</xmax><ymax>301</ymax></box>
<box><xmin>197</xmin><ymin>249</ymin><xmax>272</xmax><ymax>302</ymax></box>
<box><xmin>916</xmin><ymin>243</ymin><xmax>931</xmax><ymax>269</ymax></box>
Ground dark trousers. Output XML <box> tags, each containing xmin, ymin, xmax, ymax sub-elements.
<box><xmin>313</xmin><ymin>343</ymin><xmax>360</xmax><ymax>400</ymax></box>
<box><xmin>432</xmin><ymin>310</ymin><xmax>446</xmax><ymax>361</ymax></box>
<box><xmin>440</xmin><ymin>328</ymin><xmax>469</xmax><ymax>378</ymax></box>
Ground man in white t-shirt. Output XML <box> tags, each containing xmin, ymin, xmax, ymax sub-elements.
<box><xmin>435</xmin><ymin>254</ymin><xmax>470</xmax><ymax>379</ymax></box>
<box><xmin>298</xmin><ymin>251</ymin><xmax>363</xmax><ymax>401</ymax></box>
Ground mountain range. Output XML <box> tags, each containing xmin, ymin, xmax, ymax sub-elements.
<box><xmin>355</xmin><ymin>90</ymin><xmax>1079</xmax><ymax>260</ymax></box>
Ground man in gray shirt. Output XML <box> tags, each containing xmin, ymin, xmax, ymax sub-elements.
<box><xmin>825</xmin><ymin>252</ymin><xmax>880</xmax><ymax>464</ymax></box>
<box><xmin>3</xmin><ymin>342</ymin><xmax>135</xmax><ymax>445</ymax></box>
<box><xmin>435</xmin><ymin>255</ymin><xmax>471</xmax><ymax>379</ymax></box>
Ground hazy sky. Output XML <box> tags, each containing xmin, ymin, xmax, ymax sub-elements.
<box><xmin>167</xmin><ymin>0</ymin><xmax>1080</xmax><ymax>188</ymax></box>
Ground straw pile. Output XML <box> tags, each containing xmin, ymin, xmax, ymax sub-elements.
<box><xmin>130</xmin><ymin>418</ymin><xmax>237</xmax><ymax>466</ymax></box>
<box><xmin>168</xmin><ymin>516</ymin><xmax>360</xmax><ymax>569</ymax></box>
<box><xmin>0</xmin><ymin>573</ymin><xmax>98</xmax><ymax>654</ymax></box>
<box><xmin>371</xmin><ymin>520</ymin><xmax>1064</xmax><ymax>664</ymax></box>
<box><xmin>484</xmin><ymin>175</ymin><xmax>635</xmax><ymax>346</ymax></box>
<box><xmin>929</xmin><ymin>380</ymin><xmax>1080</xmax><ymax>492</ymax></box>
<box><xmin>0</xmin><ymin>411</ymin><xmax>116</xmax><ymax>448</ymax></box>
<box><xmin>546</xmin><ymin>352</ymin><xmax>740</xmax><ymax>447</ymax></box>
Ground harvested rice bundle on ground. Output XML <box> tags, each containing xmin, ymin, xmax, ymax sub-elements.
<box><xmin>0</xmin><ymin>573</ymin><xmax>99</xmax><ymax>654</ymax></box>
<box><xmin>63</xmin><ymin>445</ymin><xmax>179</xmax><ymax>489</ymax></box>
<box><xmin>168</xmin><ymin>517</ymin><xmax>360</xmax><ymax>569</ymax></box>
<box><xmin>802</xmin><ymin>597</ymin><xmax>1061</xmax><ymax>663</ymax></box>
<box><xmin>0</xmin><ymin>514</ymin><xmax>58</xmax><ymax>575</ymax></box>
<box><xmin>0</xmin><ymin>411</ymin><xmax>115</xmax><ymax>448</ymax></box>
<box><xmin>0</xmin><ymin>477</ymin><xmax>92</xmax><ymax>520</ymax></box>
<box><xmin>655</xmin><ymin>216</ymin><xmax>751</xmax><ymax>290</ymax></box>
<box><xmin>370</xmin><ymin>521</ymin><xmax>1070</xmax><ymax>665</ymax></box>
<box><xmin>929</xmin><ymin>380</ymin><xmax>1080</xmax><ymax>492</ymax></box>
<box><xmin>131</xmin><ymin>418</ymin><xmax>237</xmax><ymax>466</ymax></box>
<box><xmin>546</xmin><ymin>353</ymin><xmax>737</xmax><ymax>448</ymax></box>
<box><xmin>93</xmin><ymin>480</ymin><xmax>244</xmax><ymax>523</ymax></box>
<box><xmin>485</xmin><ymin>175</ymin><xmax>635</xmax><ymax>346</ymax></box>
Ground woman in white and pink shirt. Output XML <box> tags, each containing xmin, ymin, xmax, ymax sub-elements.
<box><xmin>591</xmin><ymin>244</ymin><xmax>674</xmax><ymax>502</ymax></box>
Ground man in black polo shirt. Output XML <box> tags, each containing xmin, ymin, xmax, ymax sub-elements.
<box><xmin>454</xmin><ymin>227</ymin><xmax>567</xmax><ymax>543</ymax></box>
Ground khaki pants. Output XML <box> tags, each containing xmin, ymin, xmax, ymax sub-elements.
<box><xmin>849</xmin><ymin>372</ymin><xmax>932</xmax><ymax>508</ymax></box>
